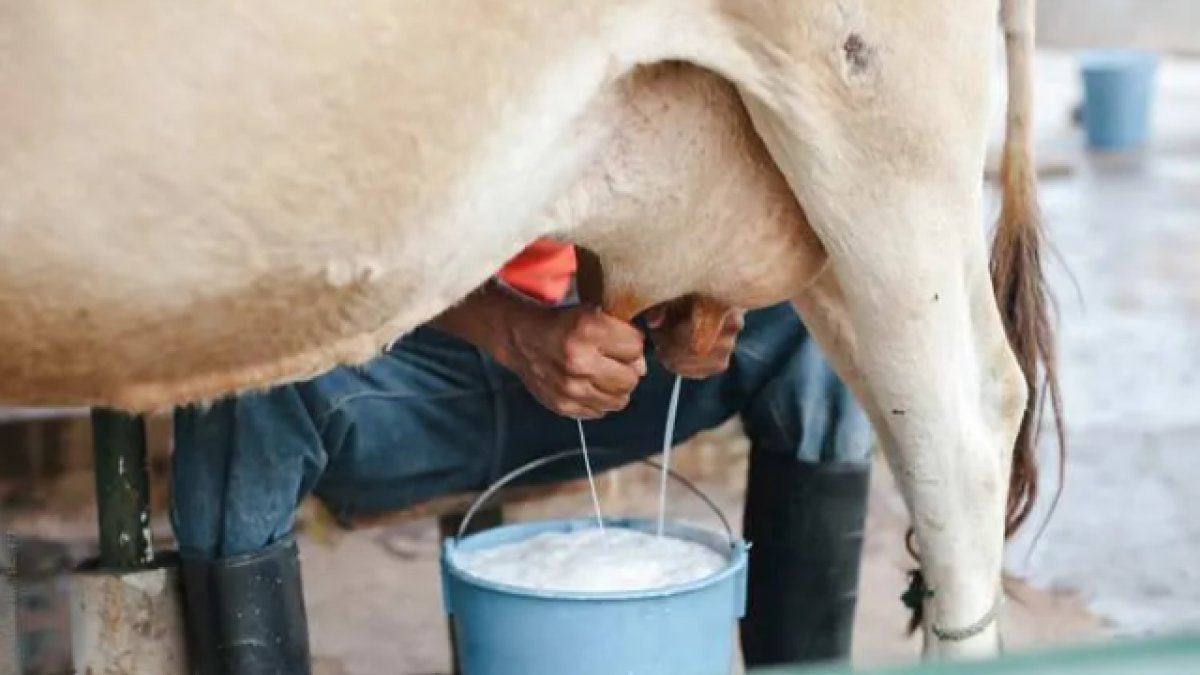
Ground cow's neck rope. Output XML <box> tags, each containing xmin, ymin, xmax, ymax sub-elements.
<box><xmin>574</xmin><ymin>374</ymin><xmax>684</xmax><ymax>539</ymax></box>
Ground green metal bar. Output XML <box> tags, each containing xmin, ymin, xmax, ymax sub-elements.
<box><xmin>749</xmin><ymin>633</ymin><xmax>1200</xmax><ymax>675</ymax></box>
<box><xmin>0</xmin><ymin>505</ymin><xmax>16</xmax><ymax>675</ymax></box>
<box><xmin>90</xmin><ymin>408</ymin><xmax>154</xmax><ymax>570</ymax></box>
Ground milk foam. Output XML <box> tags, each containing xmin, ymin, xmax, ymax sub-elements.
<box><xmin>457</xmin><ymin>527</ymin><xmax>726</xmax><ymax>593</ymax></box>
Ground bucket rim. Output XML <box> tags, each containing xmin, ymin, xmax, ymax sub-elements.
<box><xmin>1079</xmin><ymin>48</ymin><xmax>1159</xmax><ymax>73</ymax></box>
<box><xmin>441</xmin><ymin>516</ymin><xmax>748</xmax><ymax>602</ymax></box>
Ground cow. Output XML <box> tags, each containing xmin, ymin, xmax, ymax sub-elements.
<box><xmin>0</xmin><ymin>0</ymin><xmax>1061</xmax><ymax>659</ymax></box>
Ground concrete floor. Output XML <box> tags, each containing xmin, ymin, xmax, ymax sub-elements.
<box><xmin>1003</xmin><ymin>51</ymin><xmax>1200</xmax><ymax>637</ymax></box>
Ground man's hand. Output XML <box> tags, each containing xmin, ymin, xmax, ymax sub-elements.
<box><xmin>500</xmin><ymin>305</ymin><xmax>647</xmax><ymax>419</ymax></box>
<box><xmin>429</xmin><ymin>281</ymin><xmax>743</xmax><ymax>418</ymax></box>
<box><xmin>646</xmin><ymin>298</ymin><xmax>744</xmax><ymax>379</ymax></box>
<box><xmin>429</xmin><ymin>282</ymin><xmax>647</xmax><ymax>419</ymax></box>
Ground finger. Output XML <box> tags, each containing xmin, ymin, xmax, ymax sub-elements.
<box><xmin>565</xmin><ymin>403</ymin><xmax>606</xmax><ymax>420</ymax></box>
<box><xmin>564</xmin><ymin>377</ymin><xmax>631</xmax><ymax>413</ymax></box>
<box><xmin>587</xmin><ymin>314</ymin><xmax>645</xmax><ymax>363</ymax></box>
<box><xmin>588</xmin><ymin>357</ymin><xmax>642</xmax><ymax>397</ymax></box>
<box><xmin>563</xmin><ymin>338</ymin><xmax>647</xmax><ymax>386</ymax></box>
<box><xmin>632</xmin><ymin>353</ymin><xmax>647</xmax><ymax>377</ymax></box>
<box><xmin>581</xmin><ymin>378</ymin><xmax>632</xmax><ymax>413</ymax></box>
<box><xmin>543</xmin><ymin>391</ymin><xmax>605</xmax><ymax>420</ymax></box>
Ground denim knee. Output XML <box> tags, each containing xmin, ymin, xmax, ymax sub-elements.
<box><xmin>170</xmin><ymin>386</ymin><xmax>328</xmax><ymax>559</ymax></box>
<box><xmin>736</xmin><ymin>309</ymin><xmax>872</xmax><ymax>466</ymax></box>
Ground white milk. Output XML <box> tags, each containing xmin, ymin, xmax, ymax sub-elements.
<box><xmin>457</xmin><ymin>527</ymin><xmax>727</xmax><ymax>593</ymax></box>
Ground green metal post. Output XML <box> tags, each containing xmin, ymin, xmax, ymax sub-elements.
<box><xmin>748</xmin><ymin>633</ymin><xmax>1200</xmax><ymax>675</ymax></box>
<box><xmin>90</xmin><ymin>408</ymin><xmax>154</xmax><ymax>570</ymax></box>
<box><xmin>0</xmin><ymin>506</ymin><xmax>16</xmax><ymax>675</ymax></box>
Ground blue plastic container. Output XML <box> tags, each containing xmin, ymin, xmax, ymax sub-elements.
<box><xmin>1079</xmin><ymin>50</ymin><xmax>1159</xmax><ymax>150</ymax></box>
<box><xmin>441</xmin><ymin>516</ymin><xmax>748</xmax><ymax>675</ymax></box>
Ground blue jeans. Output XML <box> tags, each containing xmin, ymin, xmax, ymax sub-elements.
<box><xmin>170</xmin><ymin>302</ymin><xmax>872</xmax><ymax>560</ymax></box>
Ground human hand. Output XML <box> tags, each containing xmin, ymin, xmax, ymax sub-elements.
<box><xmin>645</xmin><ymin>297</ymin><xmax>744</xmax><ymax>379</ymax></box>
<box><xmin>499</xmin><ymin>305</ymin><xmax>647</xmax><ymax>419</ymax></box>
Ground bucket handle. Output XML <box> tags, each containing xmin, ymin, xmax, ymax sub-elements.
<box><xmin>455</xmin><ymin>446</ymin><xmax>736</xmax><ymax>545</ymax></box>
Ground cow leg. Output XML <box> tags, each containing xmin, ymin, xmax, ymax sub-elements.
<box><xmin>722</xmin><ymin>3</ymin><xmax>1030</xmax><ymax>658</ymax></box>
<box><xmin>791</xmin><ymin>221</ymin><xmax>1025</xmax><ymax>659</ymax></box>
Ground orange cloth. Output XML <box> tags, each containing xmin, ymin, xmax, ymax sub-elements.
<box><xmin>497</xmin><ymin>239</ymin><xmax>577</xmax><ymax>304</ymax></box>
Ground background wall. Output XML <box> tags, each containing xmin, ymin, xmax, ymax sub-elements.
<box><xmin>1038</xmin><ymin>0</ymin><xmax>1200</xmax><ymax>55</ymax></box>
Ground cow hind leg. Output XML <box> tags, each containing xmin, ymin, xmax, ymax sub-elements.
<box><xmin>792</xmin><ymin>211</ymin><xmax>1026</xmax><ymax>659</ymax></box>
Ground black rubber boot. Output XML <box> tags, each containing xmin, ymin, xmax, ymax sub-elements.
<box><xmin>739</xmin><ymin>449</ymin><xmax>872</xmax><ymax>668</ymax></box>
<box><xmin>180</xmin><ymin>554</ymin><xmax>221</xmax><ymax>675</ymax></box>
<box><xmin>180</xmin><ymin>534</ymin><xmax>312</xmax><ymax>675</ymax></box>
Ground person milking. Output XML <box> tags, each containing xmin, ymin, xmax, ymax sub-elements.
<box><xmin>169</xmin><ymin>239</ymin><xmax>873</xmax><ymax>674</ymax></box>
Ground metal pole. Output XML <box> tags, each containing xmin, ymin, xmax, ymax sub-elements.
<box><xmin>74</xmin><ymin>409</ymin><xmax>186</xmax><ymax>673</ymax></box>
<box><xmin>90</xmin><ymin>409</ymin><xmax>154</xmax><ymax>570</ymax></box>
<box><xmin>0</xmin><ymin>505</ymin><xmax>17</xmax><ymax>675</ymax></box>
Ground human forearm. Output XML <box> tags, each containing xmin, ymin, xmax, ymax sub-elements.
<box><xmin>426</xmin><ymin>279</ymin><xmax>534</xmax><ymax>368</ymax></box>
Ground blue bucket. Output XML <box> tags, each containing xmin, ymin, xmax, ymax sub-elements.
<box><xmin>1079</xmin><ymin>49</ymin><xmax>1159</xmax><ymax>150</ymax></box>
<box><xmin>439</xmin><ymin>450</ymin><xmax>749</xmax><ymax>675</ymax></box>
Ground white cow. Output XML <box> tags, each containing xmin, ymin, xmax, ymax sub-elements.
<box><xmin>0</xmin><ymin>0</ymin><xmax>1062</xmax><ymax>659</ymax></box>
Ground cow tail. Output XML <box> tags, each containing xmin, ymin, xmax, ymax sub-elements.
<box><xmin>991</xmin><ymin>0</ymin><xmax>1064</xmax><ymax>540</ymax></box>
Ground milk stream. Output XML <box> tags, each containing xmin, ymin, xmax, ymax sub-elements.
<box><xmin>479</xmin><ymin>374</ymin><xmax>699</xmax><ymax>593</ymax></box>
<box><xmin>575</xmin><ymin>417</ymin><xmax>605</xmax><ymax>533</ymax></box>
<box><xmin>575</xmin><ymin>373</ymin><xmax>683</xmax><ymax>539</ymax></box>
<box><xmin>657</xmin><ymin>375</ymin><xmax>683</xmax><ymax>537</ymax></box>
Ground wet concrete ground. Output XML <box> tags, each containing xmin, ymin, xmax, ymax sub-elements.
<box><xmin>1002</xmin><ymin>50</ymin><xmax>1200</xmax><ymax>637</ymax></box>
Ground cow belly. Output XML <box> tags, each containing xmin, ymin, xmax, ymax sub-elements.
<box><xmin>0</xmin><ymin>3</ymin><xmax>644</xmax><ymax>411</ymax></box>
<box><xmin>0</xmin><ymin>3</ymin><xmax>824</xmax><ymax>412</ymax></box>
